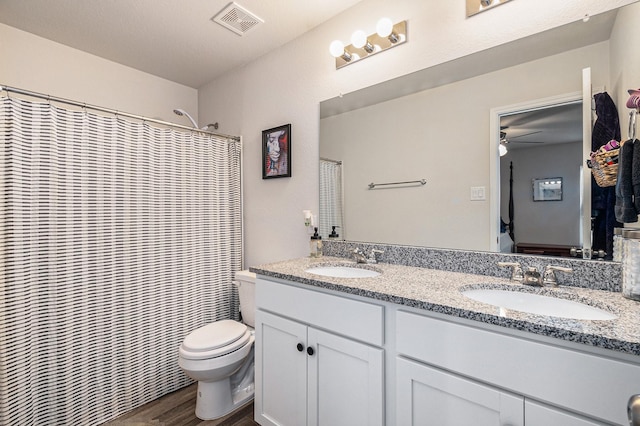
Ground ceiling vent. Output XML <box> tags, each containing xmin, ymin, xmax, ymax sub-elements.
<box><xmin>212</xmin><ymin>2</ymin><xmax>264</xmax><ymax>36</ymax></box>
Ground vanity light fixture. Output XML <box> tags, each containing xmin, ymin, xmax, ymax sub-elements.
<box><xmin>351</xmin><ymin>30</ymin><xmax>374</xmax><ymax>53</ymax></box>
<box><xmin>466</xmin><ymin>0</ymin><xmax>513</xmax><ymax>17</ymax></box>
<box><xmin>329</xmin><ymin>18</ymin><xmax>407</xmax><ymax>69</ymax></box>
<box><xmin>329</xmin><ymin>40</ymin><xmax>352</xmax><ymax>62</ymax></box>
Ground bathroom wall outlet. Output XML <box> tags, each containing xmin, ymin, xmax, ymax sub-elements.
<box><xmin>470</xmin><ymin>186</ymin><xmax>486</xmax><ymax>201</ymax></box>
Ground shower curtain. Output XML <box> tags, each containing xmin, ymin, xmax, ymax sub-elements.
<box><xmin>319</xmin><ymin>159</ymin><xmax>344</xmax><ymax>239</ymax></box>
<box><xmin>0</xmin><ymin>95</ymin><xmax>243</xmax><ymax>425</ymax></box>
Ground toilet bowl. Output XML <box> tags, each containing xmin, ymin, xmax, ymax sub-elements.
<box><xmin>178</xmin><ymin>270</ymin><xmax>256</xmax><ymax>420</ymax></box>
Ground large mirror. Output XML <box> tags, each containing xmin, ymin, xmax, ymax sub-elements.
<box><xmin>319</xmin><ymin>2</ymin><xmax>640</xmax><ymax>259</ymax></box>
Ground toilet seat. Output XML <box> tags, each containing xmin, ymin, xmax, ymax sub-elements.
<box><xmin>180</xmin><ymin>320</ymin><xmax>250</xmax><ymax>360</ymax></box>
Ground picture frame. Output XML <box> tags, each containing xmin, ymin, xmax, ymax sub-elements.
<box><xmin>262</xmin><ymin>124</ymin><xmax>291</xmax><ymax>179</ymax></box>
<box><xmin>532</xmin><ymin>177</ymin><xmax>563</xmax><ymax>201</ymax></box>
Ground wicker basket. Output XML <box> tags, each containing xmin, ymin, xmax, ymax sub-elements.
<box><xmin>590</xmin><ymin>146</ymin><xmax>620</xmax><ymax>187</ymax></box>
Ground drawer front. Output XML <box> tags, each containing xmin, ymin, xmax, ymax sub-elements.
<box><xmin>256</xmin><ymin>277</ymin><xmax>384</xmax><ymax>346</ymax></box>
<box><xmin>396</xmin><ymin>309</ymin><xmax>640</xmax><ymax>425</ymax></box>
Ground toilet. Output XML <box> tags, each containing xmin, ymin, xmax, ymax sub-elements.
<box><xmin>178</xmin><ymin>270</ymin><xmax>256</xmax><ymax>420</ymax></box>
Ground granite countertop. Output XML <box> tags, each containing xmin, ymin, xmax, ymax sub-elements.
<box><xmin>250</xmin><ymin>256</ymin><xmax>640</xmax><ymax>356</ymax></box>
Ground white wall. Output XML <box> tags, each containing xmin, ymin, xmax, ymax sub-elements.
<box><xmin>0</xmin><ymin>24</ymin><xmax>197</xmax><ymax>123</ymax></box>
<box><xmin>610</xmin><ymin>3</ymin><xmax>640</xmax><ymax>228</ymax></box>
<box><xmin>610</xmin><ymin>0</ymin><xmax>640</xmax><ymax>145</ymax></box>
<box><xmin>199</xmin><ymin>0</ymin><xmax>635</xmax><ymax>267</ymax></box>
<box><xmin>320</xmin><ymin>42</ymin><xmax>608</xmax><ymax>251</ymax></box>
<box><xmin>610</xmin><ymin>1</ymin><xmax>640</xmax><ymax>231</ymax></box>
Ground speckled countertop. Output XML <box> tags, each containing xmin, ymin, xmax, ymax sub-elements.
<box><xmin>250</xmin><ymin>256</ymin><xmax>640</xmax><ymax>356</ymax></box>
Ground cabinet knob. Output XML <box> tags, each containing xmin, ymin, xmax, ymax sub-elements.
<box><xmin>629</xmin><ymin>394</ymin><xmax>640</xmax><ymax>426</ymax></box>
<box><xmin>307</xmin><ymin>346</ymin><xmax>315</xmax><ymax>356</ymax></box>
<box><xmin>296</xmin><ymin>343</ymin><xmax>304</xmax><ymax>352</ymax></box>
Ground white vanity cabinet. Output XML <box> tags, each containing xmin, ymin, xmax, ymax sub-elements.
<box><xmin>255</xmin><ymin>277</ymin><xmax>385</xmax><ymax>426</ymax></box>
<box><xmin>396</xmin><ymin>357</ymin><xmax>606</xmax><ymax>426</ymax></box>
<box><xmin>524</xmin><ymin>400</ymin><xmax>606</xmax><ymax>426</ymax></box>
<box><xmin>397</xmin><ymin>357</ymin><xmax>524</xmax><ymax>425</ymax></box>
<box><xmin>395</xmin><ymin>309</ymin><xmax>640</xmax><ymax>425</ymax></box>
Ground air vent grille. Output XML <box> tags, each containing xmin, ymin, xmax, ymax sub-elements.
<box><xmin>212</xmin><ymin>2</ymin><xmax>263</xmax><ymax>36</ymax></box>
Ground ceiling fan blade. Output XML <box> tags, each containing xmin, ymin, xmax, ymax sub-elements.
<box><xmin>509</xmin><ymin>130</ymin><xmax>542</xmax><ymax>139</ymax></box>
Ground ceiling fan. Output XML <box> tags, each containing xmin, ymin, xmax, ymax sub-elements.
<box><xmin>499</xmin><ymin>127</ymin><xmax>543</xmax><ymax>157</ymax></box>
<box><xmin>500</xmin><ymin>127</ymin><xmax>543</xmax><ymax>144</ymax></box>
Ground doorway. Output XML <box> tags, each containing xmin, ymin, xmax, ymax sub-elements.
<box><xmin>489</xmin><ymin>91</ymin><xmax>587</xmax><ymax>253</ymax></box>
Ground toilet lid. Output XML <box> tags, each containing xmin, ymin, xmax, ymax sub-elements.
<box><xmin>182</xmin><ymin>320</ymin><xmax>248</xmax><ymax>353</ymax></box>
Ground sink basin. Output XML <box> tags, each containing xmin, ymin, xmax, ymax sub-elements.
<box><xmin>461</xmin><ymin>288</ymin><xmax>617</xmax><ymax>320</ymax></box>
<box><xmin>305</xmin><ymin>265</ymin><xmax>380</xmax><ymax>279</ymax></box>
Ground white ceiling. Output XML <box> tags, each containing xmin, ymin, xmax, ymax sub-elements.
<box><xmin>0</xmin><ymin>0</ymin><xmax>362</xmax><ymax>88</ymax></box>
<box><xmin>500</xmin><ymin>103</ymin><xmax>583</xmax><ymax>149</ymax></box>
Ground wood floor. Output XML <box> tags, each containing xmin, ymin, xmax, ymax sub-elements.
<box><xmin>102</xmin><ymin>383</ymin><xmax>259</xmax><ymax>426</ymax></box>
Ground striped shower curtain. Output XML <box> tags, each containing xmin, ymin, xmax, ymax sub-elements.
<box><xmin>0</xmin><ymin>95</ymin><xmax>243</xmax><ymax>425</ymax></box>
<box><xmin>319</xmin><ymin>159</ymin><xmax>343</xmax><ymax>239</ymax></box>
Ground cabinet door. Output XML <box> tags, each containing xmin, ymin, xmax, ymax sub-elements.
<box><xmin>255</xmin><ymin>310</ymin><xmax>308</xmax><ymax>426</ymax></box>
<box><xmin>307</xmin><ymin>328</ymin><xmax>384</xmax><ymax>426</ymax></box>
<box><xmin>396</xmin><ymin>357</ymin><xmax>524</xmax><ymax>426</ymax></box>
<box><xmin>525</xmin><ymin>400</ymin><xmax>606</xmax><ymax>426</ymax></box>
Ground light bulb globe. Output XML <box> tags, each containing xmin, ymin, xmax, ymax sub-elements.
<box><xmin>351</xmin><ymin>30</ymin><xmax>367</xmax><ymax>49</ymax></box>
<box><xmin>499</xmin><ymin>144</ymin><xmax>508</xmax><ymax>157</ymax></box>
<box><xmin>329</xmin><ymin>40</ymin><xmax>345</xmax><ymax>58</ymax></box>
<box><xmin>376</xmin><ymin>18</ymin><xmax>393</xmax><ymax>37</ymax></box>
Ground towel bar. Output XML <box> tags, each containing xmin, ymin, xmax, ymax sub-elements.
<box><xmin>368</xmin><ymin>179</ymin><xmax>426</xmax><ymax>189</ymax></box>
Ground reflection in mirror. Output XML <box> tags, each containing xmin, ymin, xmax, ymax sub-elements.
<box><xmin>319</xmin><ymin>158</ymin><xmax>344</xmax><ymax>239</ymax></box>
<box><xmin>532</xmin><ymin>178</ymin><xmax>563</xmax><ymax>202</ymax></box>
<box><xmin>498</xmin><ymin>103</ymin><xmax>582</xmax><ymax>256</ymax></box>
<box><xmin>319</xmin><ymin>2</ymin><xmax>640</xmax><ymax>260</ymax></box>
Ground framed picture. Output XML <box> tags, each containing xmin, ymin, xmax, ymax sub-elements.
<box><xmin>262</xmin><ymin>124</ymin><xmax>291</xmax><ymax>179</ymax></box>
<box><xmin>532</xmin><ymin>177</ymin><xmax>563</xmax><ymax>201</ymax></box>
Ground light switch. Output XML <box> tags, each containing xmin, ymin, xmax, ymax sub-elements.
<box><xmin>470</xmin><ymin>186</ymin><xmax>486</xmax><ymax>201</ymax></box>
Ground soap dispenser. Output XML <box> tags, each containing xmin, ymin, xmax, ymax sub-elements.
<box><xmin>310</xmin><ymin>227</ymin><xmax>323</xmax><ymax>258</ymax></box>
<box><xmin>328</xmin><ymin>226</ymin><xmax>340</xmax><ymax>240</ymax></box>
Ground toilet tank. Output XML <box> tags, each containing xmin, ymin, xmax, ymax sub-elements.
<box><xmin>235</xmin><ymin>270</ymin><xmax>256</xmax><ymax>327</ymax></box>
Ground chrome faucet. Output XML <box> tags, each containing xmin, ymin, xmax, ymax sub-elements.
<box><xmin>497</xmin><ymin>261</ymin><xmax>524</xmax><ymax>282</ymax></box>
<box><xmin>498</xmin><ymin>261</ymin><xmax>574</xmax><ymax>287</ymax></box>
<box><xmin>367</xmin><ymin>249</ymin><xmax>384</xmax><ymax>264</ymax></box>
<box><xmin>353</xmin><ymin>248</ymin><xmax>384</xmax><ymax>264</ymax></box>
<box><xmin>543</xmin><ymin>265</ymin><xmax>573</xmax><ymax>287</ymax></box>
<box><xmin>353</xmin><ymin>248</ymin><xmax>368</xmax><ymax>264</ymax></box>
<box><xmin>522</xmin><ymin>267</ymin><xmax>543</xmax><ymax>286</ymax></box>
<box><xmin>498</xmin><ymin>262</ymin><xmax>573</xmax><ymax>287</ymax></box>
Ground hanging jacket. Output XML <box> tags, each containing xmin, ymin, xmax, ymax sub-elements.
<box><xmin>633</xmin><ymin>139</ymin><xmax>640</xmax><ymax>212</ymax></box>
<box><xmin>592</xmin><ymin>92</ymin><xmax>621</xmax><ymax>151</ymax></box>
<box><xmin>615</xmin><ymin>139</ymin><xmax>638</xmax><ymax>223</ymax></box>
<box><xmin>592</xmin><ymin>92</ymin><xmax>622</xmax><ymax>257</ymax></box>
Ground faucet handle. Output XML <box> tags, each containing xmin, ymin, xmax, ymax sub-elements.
<box><xmin>352</xmin><ymin>248</ymin><xmax>367</xmax><ymax>263</ymax></box>
<box><xmin>543</xmin><ymin>265</ymin><xmax>573</xmax><ymax>287</ymax></box>
<box><xmin>497</xmin><ymin>261</ymin><xmax>524</xmax><ymax>282</ymax></box>
<box><xmin>367</xmin><ymin>249</ymin><xmax>384</xmax><ymax>264</ymax></box>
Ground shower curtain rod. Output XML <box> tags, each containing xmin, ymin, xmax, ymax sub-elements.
<box><xmin>0</xmin><ymin>84</ymin><xmax>241</xmax><ymax>142</ymax></box>
<box><xmin>320</xmin><ymin>157</ymin><xmax>343</xmax><ymax>164</ymax></box>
